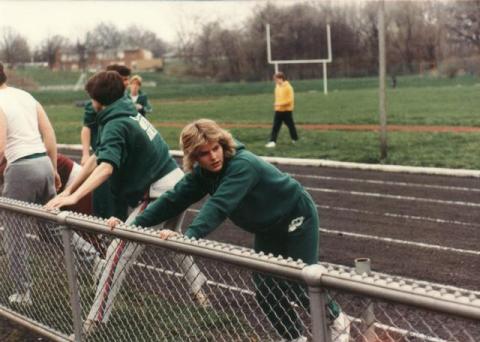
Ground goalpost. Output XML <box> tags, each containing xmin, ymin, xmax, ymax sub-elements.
<box><xmin>265</xmin><ymin>23</ymin><xmax>332</xmax><ymax>94</ymax></box>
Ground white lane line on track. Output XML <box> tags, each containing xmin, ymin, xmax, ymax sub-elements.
<box><xmin>291</xmin><ymin>173</ymin><xmax>480</xmax><ymax>192</ymax></box>
<box><xmin>60</xmin><ymin>144</ymin><xmax>480</xmax><ymax>178</ymax></box>
<box><xmin>185</xmin><ymin>209</ymin><xmax>479</xmax><ymax>255</ymax></box>
<box><xmin>320</xmin><ymin>227</ymin><xmax>480</xmax><ymax>256</ymax></box>
<box><xmin>305</xmin><ymin>187</ymin><xmax>480</xmax><ymax>207</ymax></box>
<box><xmin>316</xmin><ymin>204</ymin><xmax>480</xmax><ymax>228</ymax></box>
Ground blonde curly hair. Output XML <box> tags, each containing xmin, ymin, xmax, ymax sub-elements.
<box><xmin>180</xmin><ymin>119</ymin><xmax>236</xmax><ymax>172</ymax></box>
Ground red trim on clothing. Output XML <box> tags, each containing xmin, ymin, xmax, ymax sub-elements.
<box><xmin>95</xmin><ymin>198</ymin><xmax>150</xmax><ymax>321</ymax></box>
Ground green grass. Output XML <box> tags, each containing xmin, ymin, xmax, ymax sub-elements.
<box><xmin>18</xmin><ymin>69</ymin><xmax>479</xmax><ymax>169</ymax></box>
<box><xmin>14</xmin><ymin>67</ymin><xmax>83</xmax><ymax>86</ymax></box>
<box><xmin>0</xmin><ymin>251</ymin><xmax>253</xmax><ymax>341</ymax></box>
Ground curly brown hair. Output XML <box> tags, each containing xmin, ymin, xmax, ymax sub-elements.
<box><xmin>180</xmin><ymin>119</ymin><xmax>236</xmax><ymax>172</ymax></box>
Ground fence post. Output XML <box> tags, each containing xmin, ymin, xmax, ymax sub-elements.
<box><xmin>61</xmin><ymin>225</ymin><xmax>83</xmax><ymax>341</ymax></box>
<box><xmin>302</xmin><ymin>264</ymin><xmax>330</xmax><ymax>342</ymax></box>
<box><xmin>355</xmin><ymin>258</ymin><xmax>376</xmax><ymax>341</ymax></box>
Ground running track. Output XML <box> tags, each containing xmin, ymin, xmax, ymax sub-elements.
<box><xmin>60</xmin><ymin>146</ymin><xmax>480</xmax><ymax>291</ymax></box>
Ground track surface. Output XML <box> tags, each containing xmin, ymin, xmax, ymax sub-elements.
<box><xmin>183</xmin><ymin>163</ymin><xmax>480</xmax><ymax>291</ymax></box>
<box><xmin>60</xmin><ymin>148</ymin><xmax>479</xmax><ymax>291</ymax></box>
<box><xmin>5</xmin><ymin>149</ymin><xmax>474</xmax><ymax>341</ymax></box>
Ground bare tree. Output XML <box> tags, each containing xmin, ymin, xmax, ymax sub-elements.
<box><xmin>86</xmin><ymin>23</ymin><xmax>122</xmax><ymax>52</ymax></box>
<box><xmin>447</xmin><ymin>0</ymin><xmax>480</xmax><ymax>51</ymax></box>
<box><xmin>0</xmin><ymin>27</ymin><xmax>31</xmax><ymax>67</ymax></box>
<box><xmin>75</xmin><ymin>38</ymin><xmax>88</xmax><ymax>71</ymax></box>
<box><xmin>38</xmin><ymin>35</ymin><xmax>68</xmax><ymax>69</ymax></box>
<box><xmin>122</xmin><ymin>25</ymin><xmax>169</xmax><ymax>57</ymax></box>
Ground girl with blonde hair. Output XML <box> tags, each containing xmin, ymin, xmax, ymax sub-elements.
<box><xmin>108</xmin><ymin>118</ymin><xmax>350</xmax><ymax>342</ymax></box>
<box><xmin>128</xmin><ymin>74</ymin><xmax>152</xmax><ymax>116</ymax></box>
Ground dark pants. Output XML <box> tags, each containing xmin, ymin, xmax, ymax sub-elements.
<box><xmin>253</xmin><ymin>191</ymin><xmax>339</xmax><ymax>340</ymax></box>
<box><xmin>269</xmin><ymin>111</ymin><xmax>299</xmax><ymax>142</ymax></box>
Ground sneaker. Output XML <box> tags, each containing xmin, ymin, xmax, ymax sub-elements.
<box><xmin>9</xmin><ymin>290</ymin><xmax>32</xmax><ymax>306</ymax></box>
<box><xmin>193</xmin><ymin>290</ymin><xmax>211</xmax><ymax>308</ymax></box>
<box><xmin>265</xmin><ymin>141</ymin><xmax>276</xmax><ymax>148</ymax></box>
<box><xmin>83</xmin><ymin>318</ymin><xmax>100</xmax><ymax>337</ymax></box>
<box><xmin>292</xmin><ymin>140</ymin><xmax>297</xmax><ymax>144</ymax></box>
<box><xmin>331</xmin><ymin>312</ymin><xmax>350</xmax><ymax>342</ymax></box>
<box><xmin>93</xmin><ymin>256</ymin><xmax>106</xmax><ymax>284</ymax></box>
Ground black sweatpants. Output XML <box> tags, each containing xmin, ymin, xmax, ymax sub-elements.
<box><xmin>269</xmin><ymin>111</ymin><xmax>299</xmax><ymax>142</ymax></box>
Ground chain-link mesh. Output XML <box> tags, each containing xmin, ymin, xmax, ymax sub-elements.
<box><xmin>0</xmin><ymin>210</ymin><xmax>73</xmax><ymax>335</ymax></box>
<box><xmin>75</xmin><ymin>247</ymin><xmax>312</xmax><ymax>341</ymax></box>
<box><xmin>0</xmin><ymin>204</ymin><xmax>479</xmax><ymax>342</ymax></box>
<box><xmin>328</xmin><ymin>289</ymin><xmax>480</xmax><ymax>342</ymax></box>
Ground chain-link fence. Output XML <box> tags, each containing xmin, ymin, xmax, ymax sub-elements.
<box><xmin>0</xmin><ymin>197</ymin><xmax>479</xmax><ymax>342</ymax></box>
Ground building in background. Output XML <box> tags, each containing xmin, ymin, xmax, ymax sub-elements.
<box><xmin>54</xmin><ymin>48</ymin><xmax>163</xmax><ymax>72</ymax></box>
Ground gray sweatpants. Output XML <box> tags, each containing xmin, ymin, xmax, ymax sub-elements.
<box><xmin>2</xmin><ymin>156</ymin><xmax>56</xmax><ymax>292</ymax></box>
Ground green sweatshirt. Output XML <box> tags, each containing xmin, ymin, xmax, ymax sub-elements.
<box><xmin>127</xmin><ymin>89</ymin><xmax>152</xmax><ymax>116</ymax></box>
<box><xmin>133</xmin><ymin>143</ymin><xmax>304</xmax><ymax>239</ymax></box>
<box><xmin>95</xmin><ymin>96</ymin><xmax>177</xmax><ymax>207</ymax></box>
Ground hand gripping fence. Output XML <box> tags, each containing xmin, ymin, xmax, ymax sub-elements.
<box><xmin>0</xmin><ymin>197</ymin><xmax>479</xmax><ymax>342</ymax></box>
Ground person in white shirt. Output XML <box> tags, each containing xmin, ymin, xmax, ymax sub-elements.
<box><xmin>0</xmin><ymin>62</ymin><xmax>60</xmax><ymax>305</ymax></box>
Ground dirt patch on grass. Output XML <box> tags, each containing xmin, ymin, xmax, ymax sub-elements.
<box><xmin>153</xmin><ymin>122</ymin><xmax>480</xmax><ymax>133</ymax></box>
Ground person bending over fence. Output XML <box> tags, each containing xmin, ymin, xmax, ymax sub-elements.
<box><xmin>107</xmin><ymin>119</ymin><xmax>351</xmax><ymax>342</ymax></box>
<box><xmin>45</xmin><ymin>70</ymin><xmax>208</xmax><ymax>335</ymax></box>
<box><xmin>0</xmin><ymin>62</ymin><xmax>60</xmax><ymax>306</ymax></box>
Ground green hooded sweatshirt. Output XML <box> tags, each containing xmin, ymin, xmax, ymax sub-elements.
<box><xmin>133</xmin><ymin>143</ymin><xmax>304</xmax><ymax>238</ymax></box>
<box><xmin>95</xmin><ymin>96</ymin><xmax>177</xmax><ymax>207</ymax></box>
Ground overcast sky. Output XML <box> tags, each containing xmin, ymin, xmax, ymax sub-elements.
<box><xmin>0</xmin><ymin>1</ymin><xmax>304</xmax><ymax>47</ymax></box>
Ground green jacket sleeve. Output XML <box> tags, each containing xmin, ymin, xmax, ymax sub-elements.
<box><xmin>185</xmin><ymin>159</ymin><xmax>259</xmax><ymax>239</ymax></box>
<box><xmin>133</xmin><ymin>173</ymin><xmax>206</xmax><ymax>228</ymax></box>
<box><xmin>95</xmin><ymin>123</ymin><xmax>127</xmax><ymax>170</ymax></box>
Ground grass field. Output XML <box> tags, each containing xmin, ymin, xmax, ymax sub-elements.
<box><xmin>15</xmin><ymin>69</ymin><xmax>480</xmax><ymax>169</ymax></box>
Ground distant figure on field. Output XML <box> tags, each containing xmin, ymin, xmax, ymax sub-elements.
<box><xmin>265</xmin><ymin>71</ymin><xmax>298</xmax><ymax>148</ymax></box>
<box><xmin>128</xmin><ymin>75</ymin><xmax>152</xmax><ymax>117</ymax></box>
<box><xmin>0</xmin><ymin>61</ymin><xmax>60</xmax><ymax>306</ymax></box>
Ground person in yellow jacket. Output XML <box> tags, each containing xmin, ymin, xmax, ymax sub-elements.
<box><xmin>266</xmin><ymin>71</ymin><xmax>298</xmax><ymax>148</ymax></box>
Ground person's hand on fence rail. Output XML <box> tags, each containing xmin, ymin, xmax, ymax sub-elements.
<box><xmin>158</xmin><ymin>229</ymin><xmax>180</xmax><ymax>240</ymax></box>
<box><xmin>44</xmin><ymin>193</ymin><xmax>78</xmax><ymax>210</ymax></box>
<box><xmin>106</xmin><ymin>216</ymin><xmax>123</xmax><ymax>230</ymax></box>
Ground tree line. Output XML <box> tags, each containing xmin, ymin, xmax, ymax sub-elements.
<box><xmin>1</xmin><ymin>0</ymin><xmax>479</xmax><ymax>81</ymax></box>
<box><xmin>178</xmin><ymin>0</ymin><xmax>480</xmax><ymax>81</ymax></box>
<box><xmin>0</xmin><ymin>23</ymin><xmax>168</xmax><ymax>70</ymax></box>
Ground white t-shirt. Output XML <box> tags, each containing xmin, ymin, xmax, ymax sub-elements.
<box><xmin>0</xmin><ymin>87</ymin><xmax>46</xmax><ymax>163</ymax></box>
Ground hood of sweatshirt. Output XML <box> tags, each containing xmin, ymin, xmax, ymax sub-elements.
<box><xmin>96</xmin><ymin>95</ymin><xmax>137</xmax><ymax>126</ymax></box>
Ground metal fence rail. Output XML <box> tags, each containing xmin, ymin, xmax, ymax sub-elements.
<box><xmin>0</xmin><ymin>197</ymin><xmax>479</xmax><ymax>341</ymax></box>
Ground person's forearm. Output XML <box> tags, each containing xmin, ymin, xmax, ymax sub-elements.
<box><xmin>43</xmin><ymin>127</ymin><xmax>57</xmax><ymax>171</ymax></box>
<box><xmin>70</xmin><ymin>162</ymin><xmax>113</xmax><ymax>202</ymax></box>
<box><xmin>37</xmin><ymin>104</ymin><xmax>57</xmax><ymax>171</ymax></box>
<box><xmin>65</xmin><ymin>154</ymin><xmax>98</xmax><ymax>193</ymax></box>
<box><xmin>81</xmin><ymin>126</ymin><xmax>91</xmax><ymax>156</ymax></box>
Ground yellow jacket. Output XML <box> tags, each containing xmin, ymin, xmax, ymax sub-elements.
<box><xmin>274</xmin><ymin>80</ymin><xmax>294</xmax><ymax>112</ymax></box>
